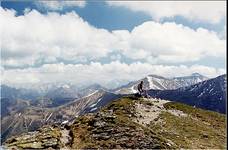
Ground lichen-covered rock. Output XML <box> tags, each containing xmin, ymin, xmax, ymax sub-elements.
<box><xmin>3</xmin><ymin>126</ymin><xmax>62</xmax><ymax>149</ymax></box>
<box><xmin>70</xmin><ymin>97</ymin><xmax>172</xmax><ymax>149</ymax></box>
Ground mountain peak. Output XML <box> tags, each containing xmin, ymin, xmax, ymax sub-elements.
<box><xmin>61</xmin><ymin>84</ymin><xmax>70</xmax><ymax>89</ymax></box>
<box><xmin>147</xmin><ymin>74</ymin><xmax>166</xmax><ymax>79</ymax></box>
<box><xmin>191</xmin><ymin>73</ymin><xmax>204</xmax><ymax>77</ymax></box>
<box><xmin>115</xmin><ymin>73</ymin><xmax>208</xmax><ymax>94</ymax></box>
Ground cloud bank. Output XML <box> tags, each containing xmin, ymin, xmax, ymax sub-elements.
<box><xmin>107</xmin><ymin>1</ymin><xmax>226</xmax><ymax>24</ymax></box>
<box><xmin>1</xmin><ymin>62</ymin><xmax>225</xmax><ymax>87</ymax></box>
<box><xmin>1</xmin><ymin>8</ymin><xmax>225</xmax><ymax>68</ymax></box>
<box><xmin>0</xmin><ymin>6</ymin><xmax>226</xmax><ymax>87</ymax></box>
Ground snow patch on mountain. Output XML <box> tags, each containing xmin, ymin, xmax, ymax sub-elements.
<box><xmin>46</xmin><ymin>113</ymin><xmax>53</xmax><ymax>122</ymax></box>
<box><xmin>84</xmin><ymin>90</ymin><xmax>99</xmax><ymax>98</ymax></box>
<box><xmin>90</xmin><ymin>107</ymin><xmax>98</xmax><ymax>112</ymax></box>
<box><xmin>90</xmin><ymin>98</ymin><xmax>102</xmax><ymax>108</ymax></box>
<box><xmin>62</xmin><ymin>84</ymin><xmax>70</xmax><ymax>89</ymax></box>
<box><xmin>131</xmin><ymin>86</ymin><xmax>138</xmax><ymax>93</ymax></box>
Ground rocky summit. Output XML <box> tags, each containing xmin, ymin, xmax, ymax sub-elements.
<box><xmin>2</xmin><ymin>96</ymin><xmax>226</xmax><ymax>149</ymax></box>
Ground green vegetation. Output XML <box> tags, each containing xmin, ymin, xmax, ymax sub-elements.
<box><xmin>4</xmin><ymin>126</ymin><xmax>62</xmax><ymax>149</ymax></box>
<box><xmin>149</xmin><ymin>102</ymin><xmax>226</xmax><ymax>149</ymax></box>
<box><xmin>138</xmin><ymin>99</ymin><xmax>154</xmax><ymax>106</ymax></box>
<box><xmin>70</xmin><ymin>96</ymin><xmax>171</xmax><ymax>149</ymax></box>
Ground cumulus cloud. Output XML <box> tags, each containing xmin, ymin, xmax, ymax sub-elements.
<box><xmin>36</xmin><ymin>1</ymin><xmax>86</xmax><ymax>10</ymax></box>
<box><xmin>0</xmin><ymin>7</ymin><xmax>225</xmax><ymax>68</ymax></box>
<box><xmin>1</xmin><ymin>62</ymin><xmax>225</xmax><ymax>87</ymax></box>
<box><xmin>107</xmin><ymin>1</ymin><xmax>226</xmax><ymax>24</ymax></box>
<box><xmin>0</xmin><ymin>7</ymin><xmax>226</xmax><ymax>86</ymax></box>
<box><xmin>0</xmin><ymin>8</ymin><xmax>117</xmax><ymax>67</ymax></box>
<box><xmin>120</xmin><ymin>22</ymin><xmax>225</xmax><ymax>63</ymax></box>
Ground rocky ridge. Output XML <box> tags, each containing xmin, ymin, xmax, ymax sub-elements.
<box><xmin>3</xmin><ymin>96</ymin><xmax>226</xmax><ymax>149</ymax></box>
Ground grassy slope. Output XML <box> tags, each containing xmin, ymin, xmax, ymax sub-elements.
<box><xmin>149</xmin><ymin>102</ymin><xmax>226</xmax><ymax>149</ymax></box>
<box><xmin>70</xmin><ymin>96</ymin><xmax>226</xmax><ymax>149</ymax></box>
<box><xmin>70</xmin><ymin>96</ymin><xmax>171</xmax><ymax>149</ymax></box>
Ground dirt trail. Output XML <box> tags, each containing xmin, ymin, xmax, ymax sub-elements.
<box><xmin>60</xmin><ymin>128</ymin><xmax>71</xmax><ymax>149</ymax></box>
<box><xmin>134</xmin><ymin>98</ymin><xmax>187</xmax><ymax>126</ymax></box>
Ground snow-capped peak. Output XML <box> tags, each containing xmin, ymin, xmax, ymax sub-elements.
<box><xmin>115</xmin><ymin>73</ymin><xmax>209</xmax><ymax>94</ymax></box>
<box><xmin>62</xmin><ymin>84</ymin><xmax>70</xmax><ymax>89</ymax></box>
<box><xmin>191</xmin><ymin>73</ymin><xmax>204</xmax><ymax>77</ymax></box>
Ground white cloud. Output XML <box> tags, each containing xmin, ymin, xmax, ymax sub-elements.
<box><xmin>36</xmin><ymin>1</ymin><xmax>86</xmax><ymax>10</ymax></box>
<box><xmin>1</xmin><ymin>8</ymin><xmax>225</xmax><ymax>68</ymax></box>
<box><xmin>1</xmin><ymin>62</ymin><xmax>225</xmax><ymax>87</ymax></box>
<box><xmin>0</xmin><ymin>8</ymin><xmax>117</xmax><ymax>67</ymax></box>
<box><xmin>115</xmin><ymin>21</ymin><xmax>225</xmax><ymax>63</ymax></box>
<box><xmin>107</xmin><ymin>1</ymin><xmax>226</xmax><ymax>24</ymax></box>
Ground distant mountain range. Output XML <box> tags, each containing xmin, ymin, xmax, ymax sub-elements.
<box><xmin>0</xmin><ymin>73</ymin><xmax>207</xmax><ymax>100</ymax></box>
<box><xmin>0</xmin><ymin>83</ymin><xmax>107</xmax><ymax>108</ymax></box>
<box><xmin>0</xmin><ymin>85</ymin><xmax>40</xmax><ymax>101</ymax></box>
<box><xmin>1</xmin><ymin>89</ymin><xmax>121</xmax><ymax>142</ymax></box>
<box><xmin>148</xmin><ymin>74</ymin><xmax>226</xmax><ymax>113</ymax></box>
<box><xmin>1</xmin><ymin>73</ymin><xmax>226</xmax><ymax>143</ymax></box>
<box><xmin>114</xmin><ymin>73</ymin><xmax>208</xmax><ymax>94</ymax></box>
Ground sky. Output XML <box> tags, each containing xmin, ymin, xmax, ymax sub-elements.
<box><xmin>0</xmin><ymin>1</ymin><xmax>227</xmax><ymax>88</ymax></box>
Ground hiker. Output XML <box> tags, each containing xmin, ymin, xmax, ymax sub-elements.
<box><xmin>137</xmin><ymin>81</ymin><xmax>150</xmax><ymax>98</ymax></box>
<box><xmin>137</xmin><ymin>81</ymin><xmax>144</xmax><ymax>96</ymax></box>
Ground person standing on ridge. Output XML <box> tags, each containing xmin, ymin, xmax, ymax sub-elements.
<box><xmin>137</xmin><ymin>81</ymin><xmax>144</xmax><ymax>96</ymax></box>
<box><xmin>137</xmin><ymin>80</ymin><xmax>150</xmax><ymax>98</ymax></box>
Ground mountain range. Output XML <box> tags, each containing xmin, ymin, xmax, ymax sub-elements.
<box><xmin>1</xmin><ymin>89</ymin><xmax>121</xmax><ymax>142</ymax></box>
<box><xmin>114</xmin><ymin>73</ymin><xmax>208</xmax><ymax>94</ymax></box>
<box><xmin>1</xmin><ymin>73</ymin><xmax>209</xmax><ymax>118</ymax></box>
<box><xmin>1</xmin><ymin>73</ymin><xmax>226</xmax><ymax>144</ymax></box>
<box><xmin>148</xmin><ymin>74</ymin><xmax>226</xmax><ymax>113</ymax></box>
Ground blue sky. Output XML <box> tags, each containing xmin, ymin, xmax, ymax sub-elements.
<box><xmin>0</xmin><ymin>1</ymin><xmax>226</xmax><ymax>87</ymax></box>
<box><xmin>1</xmin><ymin>1</ymin><xmax>225</xmax><ymax>32</ymax></box>
<box><xmin>1</xmin><ymin>1</ymin><xmax>152</xmax><ymax>31</ymax></box>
